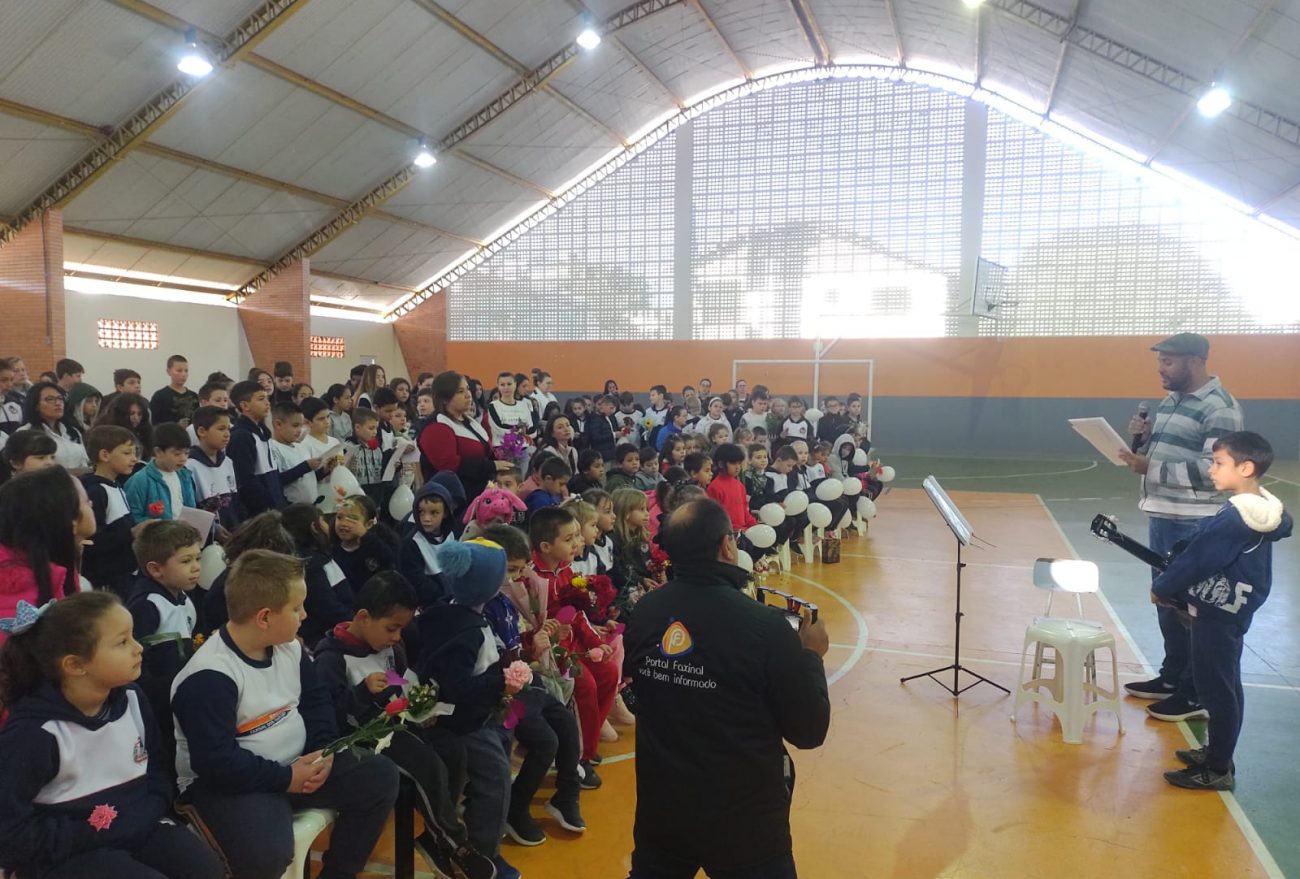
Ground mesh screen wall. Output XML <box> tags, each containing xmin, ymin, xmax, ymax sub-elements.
<box><xmin>446</xmin><ymin>76</ymin><xmax>1299</xmax><ymax>340</ymax></box>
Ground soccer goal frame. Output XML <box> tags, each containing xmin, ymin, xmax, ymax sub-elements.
<box><xmin>731</xmin><ymin>358</ymin><xmax>874</xmax><ymax>441</ymax></box>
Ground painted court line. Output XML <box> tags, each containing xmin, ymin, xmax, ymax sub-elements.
<box><xmin>840</xmin><ymin>551</ymin><xmax>1033</xmax><ymax>572</ymax></box>
<box><xmin>896</xmin><ymin>461</ymin><xmax>1100</xmax><ymax>481</ymax></box>
<box><xmin>1036</xmin><ymin>494</ymin><xmax>1285</xmax><ymax>879</ymax></box>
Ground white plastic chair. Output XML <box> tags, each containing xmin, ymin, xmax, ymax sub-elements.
<box><xmin>284</xmin><ymin>808</ymin><xmax>336</xmax><ymax>879</ymax></box>
<box><xmin>1011</xmin><ymin>559</ymin><xmax>1124</xmax><ymax>744</ymax></box>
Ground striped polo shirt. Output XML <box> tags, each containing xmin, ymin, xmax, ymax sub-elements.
<box><xmin>1140</xmin><ymin>376</ymin><xmax>1243</xmax><ymax>519</ymax></box>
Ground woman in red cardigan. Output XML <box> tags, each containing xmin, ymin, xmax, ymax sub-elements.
<box><xmin>705</xmin><ymin>443</ymin><xmax>757</xmax><ymax>532</ymax></box>
<box><xmin>417</xmin><ymin>371</ymin><xmax>512</xmax><ymax>501</ymax></box>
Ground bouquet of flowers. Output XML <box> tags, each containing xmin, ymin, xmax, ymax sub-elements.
<box><xmin>494</xmin><ymin>426</ymin><xmax>527</xmax><ymax>461</ymax></box>
<box><xmin>555</xmin><ymin>573</ymin><xmax>617</xmax><ymax>620</ymax></box>
<box><xmin>647</xmin><ymin>542</ymin><xmax>672</xmax><ymax>586</ymax></box>
<box><xmin>490</xmin><ymin>661</ymin><xmax>534</xmax><ymax>730</ymax></box>
<box><xmin>318</xmin><ymin>694</ymin><xmax>412</xmax><ymax>760</ymax></box>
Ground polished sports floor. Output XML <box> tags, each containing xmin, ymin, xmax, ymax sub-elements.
<box><xmin>334</xmin><ymin>455</ymin><xmax>1300</xmax><ymax>879</ymax></box>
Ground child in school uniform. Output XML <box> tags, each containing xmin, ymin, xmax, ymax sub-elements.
<box><xmin>345</xmin><ymin>408</ymin><xmax>397</xmax><ymax>511</ymax></box>
<box><xmin>227</xmin><ymin>380</ymin><xmax>283</xmax><ymax>517</ymax></box>
<box><xmin>270</xmin><ymin>402</ymin><xmax>323</xmax><ymax>508</ymax></box>
<box><xmin>171</xmin><ymin>550</ymin><xmax>400</xmax><ymax>879</ymax></box>
<box><xmin>186</xmin><ymin>405</ymin><xmax>240</xmax><ymax>541</ymax></box>
<box><xmin>581</xmin><ymin>488</ymin><xmax>617</xmax><ymax>573</ymax></box>
<box><xmin>280</xmin><ymin>504</ymin><xmax>356</xmax><ymax>648</ymax></box>
<box><xmin>1149</xmin><ymin>432</ymin><xmax>1292</xmax><ymax>791</ymax></box>
<box><xmin>124</xmin><ymin>423</ymin><xmax>196</xmax><ymax>522</ymax></box>
<box><xmin>80</xmin><ymin>424</ymin><xmax>140</xmax><ymax>598</ymax></box>
<box><xmin>398</xmin><ymin>481</ymin><xmax>455</xmax><ymax>607</ymax></box>
<box><xmin>524</xmin><ymin>455</ymin><xmax>571</xmax><ymax>518</ymax></box>
<box><xmin>314</xmin><ymin>572</ymin><xmax>495</xmax><ymax>879</ymax></box>
<box><xmin>568</xmin><ymin>449</ymin><xmax>606</xmax><ymax>496</ymax></box>
<box><xmin>332</xmin><ymin>495</ymin><xmax>398</xmax><ymax>590</ymax></box>
<box><xmin>604</xmin><ymin>443</ymin><xmax>641</xmax><ymax>493</ymax></box>
<box><xmin>0</xmin><ymin>592</ymin><xmax>223</xmax><ymax>879</ymax></box>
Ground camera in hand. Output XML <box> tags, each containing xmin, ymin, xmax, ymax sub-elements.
<box><xmin>755</xmin><ymin>586</ymin><xmax>819</xmax><ymax>630</ymax></box>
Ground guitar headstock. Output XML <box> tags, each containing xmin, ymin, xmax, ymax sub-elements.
<box><xmin>1090</xmin><ymin>513</ymin><xmax>1121</xmax><ymax>543</ymax></box>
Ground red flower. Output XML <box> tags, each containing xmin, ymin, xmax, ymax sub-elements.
<box><xmin>87</xmin><ymin>803</ymin><xmax>118</xmax><ymax>832</ymax></box>
<box><xmin>384</xmin><ymin>697</ymin><xmax>410</xmax><ymax>716</ymax></box>
<box><xmin>147</xmin><ymin>501</ymin><xmax>165</xmax><ymax>517</ymax></box>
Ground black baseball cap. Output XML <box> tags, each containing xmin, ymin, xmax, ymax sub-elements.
<box><xmin>1151</xmin><ymin>333</ymin><xmax>1209</xmax><ymax>359</ymax></box>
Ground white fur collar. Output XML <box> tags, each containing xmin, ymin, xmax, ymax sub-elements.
<box><xmin>1229</xmin><ymin>488</ymin><xmax>1284</xmax><ymax>533</ymax></box>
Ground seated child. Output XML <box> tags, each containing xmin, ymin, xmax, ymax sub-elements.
<box><xmin>80</xmin><ymin>424</ymin><xmax>139</xmax><ymax>598</ymax></box>
<box><xmin>707</xmin><ymin>443</ymin><xmax>757</xmax><ymax>532</ymax></box>
<box><xmin>124</xmin><ymin>423</ymin><xmax>196</xmax><ymax>522</ymax></box>
<box><xmin>742</xmin><ymin>443</ymin><xmax>770</xmax><ymax>510</ymax></box>
<box><xmin>271</xmin><ymin>402</ymin><xmax>322</xmax><ymax>507</ymax></box>
<box><xmin>635</xmin><ymin>446</ymin><xmax>663</xmax><ymax>492</ymax></box>
<box><xmin>581</xmin><ymin>488</ymin><xmax>616</xmax><ymax>572</ymax></box>
<box><xmin>0</xmin><ymin>593</ymin><xmax>223</xmax><ymax>879</ymax></box>
<box><xmin>524</xmin><ymin>455</ymin><xmax>571</xmax><ymax>517</ymax></box>
<box><xmin>1150</xmin><ymin>432</ymin><xmax>1292</xmax><ymax>792</ymax></box>
<box><xmin>171</xmin><ymin>550</ymin><xmax>400</xmax><ymax>879</ymax></box>
<box><xmin>705</xmin><ymin>422</ymin><xmax>731</xmax><ymax>451</ymax></box>
<box><xmin>281</xmin><ymin>504</ymin><xmax>355</xmax><ymax>646</ymax></box>
<box><xmin>414</xmin><ymin>541</ymin><xmax>526</xmax><ymax>879</ymax></box>
<box><xmin>314</xmin><ymin>573</ymin><xmax>494</xmax><ymax>879</ymax></box>
<box><xmin>399</xmin><ymin>481</ymin><xmax>455</xmax><ymax>605</ymax></box>
<box><xmin>332</xmin><ymin>495</ymin><xmax>398</xmax><ymax>592</ymax></box>
<box><xmin>568</xmin><ymin>449</ymin><xmax>605</xmax><ymax>496</ymax></box>
<box><xmin>809</xmin><ymin>441</ymin><xmax>832</xmax><ymax>481</ymax></box>
<box><xmin>683</xmin><ymin>452</ymin><xmax>713</xmax><ymax>488</ymax></box>
<box><xmin>2</xmin><ymin>430</ymin><xmax>58</xmax><ymax>481</ymax></box>
<box><xmin>478</xmin><ymin>525</ymin><xmax>587</xmax><ymax>844</ymax></box>
<box><xmin>658</xmin><ymin>434</ymin><xmax>687</xmax><ymax>473</ymax></box>
<box><xmin>526</xmin><ymin>508</ymin><xmax>620</xmax><ymax>780</ymax></box>
<box><xmin>604</xmin><ymin>443</ymin><xmax>640</xmax><ymax>493</ymax></box>
<box><xmin>567</xmin><ymin>498</ymin><xmax>608</xmax><ymax>577</ymax></box>
<box><xmin>127</xmin><ymin>520</ymin><xmax>203</xmax><ymax>775</ymax></box>
<box><xmin>186</xmin><ymin>405</ymin><xmax>240</xmax><ymax>541</ymax></box>
<box><xmin>493</xmin><ymin>465</ymin><xmax>529</xmax><ymax>530</ymax></box>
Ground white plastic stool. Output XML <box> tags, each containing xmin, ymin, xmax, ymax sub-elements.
<box><xmin>1011</xmin><ymin>559</ymin><xmax>1124</xmax><ymax>744</ymax></box>
<box><xmin>284</xmin><ymin>808</ymin><xmax>336</xmax><ymax>879</ymax></box>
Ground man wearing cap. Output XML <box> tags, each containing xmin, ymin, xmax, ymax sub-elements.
<box><xmin>625</xmin><ymin>498</ymin><xmax>830</xmax><ymax>879</ymax></box>
<box><xmin>1118</xmin><ymin>333</ymin><xmax>1243</xmax><ymax>722</ymax></box>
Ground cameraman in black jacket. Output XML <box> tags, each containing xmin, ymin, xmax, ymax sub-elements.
<box><xmin>625</xmin><ymin>498</ymin><xmax>831</xmax><ymax>878</ymax></box>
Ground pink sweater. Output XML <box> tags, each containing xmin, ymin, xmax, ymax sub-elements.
<box><xmin>0</xmin><ymin>544</ymin><xmax>70</xmax><ymax>644</ymax></box>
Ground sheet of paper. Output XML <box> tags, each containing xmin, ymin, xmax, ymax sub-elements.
<box><xmin>178</xmin><ymin>505</ymin><xmax>217</xmax><ymax>536</ymax></box>
<box><xmin>381</xmin><ymin>440</ymin><xmax>416</xmax><ymax>482</ymax></box>
<box><xmin>1068</xmin><ymin>417</ymin><xmax>1130</xmax><ymax>466</ymax></box>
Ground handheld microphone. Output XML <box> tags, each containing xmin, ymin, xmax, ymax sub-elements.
<box><xmin>1130</xmin><ymin>401</ymin><xmax>1149</xmax><ymax>452</ymax></box>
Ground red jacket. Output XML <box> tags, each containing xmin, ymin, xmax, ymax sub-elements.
<box><xmin>0</xmin><ymin>544</ymin><xmax>70</xmax><ymax>646</ymax></box>
<box><xmin>707</xmin><ymin>472</ymin><xmax>757</xmax><ymax>530</ymax></box>
<box><xmin>418</xmin><ymin>413</ymin><xmax>495</xmax><ymax>497</ymax></box>
<box><xmin>528</xmin><ymin>551</ymin><xmax>604</xmax><ymax>651</ymax></box>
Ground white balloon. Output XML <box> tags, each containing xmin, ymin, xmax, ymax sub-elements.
<box><xmin>782</xmin><ymin>490</ymin><xmax>809</xmax><ymax>515</ymax></box>
<box><xmin>805</xmin><ymin>408</ymin><xmax>823</xmax><ymax>423</ymax></box>
<box><xmin>736</xmin><ymin>549</ymin><xmax>754</xmax><ymax>572</ymax></box>
<box><xmin>857</xmin><ymin>497</ymin><xmax>878</xmax><ymax>519</ymax></box>
<box><xmin>388</xmin><ymin>483</ymin><xmax>415</xmax><ymax>521</ymax></box>
<box><xmin>326</xmin><ymin>466</ymin><xmax>363</xmax><ymax>513</ymax></box>
<box><xmin>852</xmin><ymin>448</ymin><xmax>869</xmax><ymax>467</ymax></box>
<box><xmin>841</xmin><ymin>477</ymin><xmax>862</xmax><ymax>496</ymax></box>
<box><xmin>879</xmin><ymin>465</ymin><xmax>896</xmax><ymax>483</ymax></box>
<box><xmin>759</xmin><ymin>503</ymin><xmax>786</xmax><ymax>527</ymax></box>
<box><xmin>838</xmin><ymin>509</ymin><xmax>854</xmax><ymax>531</ymax></box>
<box><xmin>198</xmin><ymin>543</ymin><xmax>226</xmax><ymax>590</ymax></box>
<box><xmin>807</xmin><ymin>502</ymin><xmax>833</xmax><ymax>529</ymax></box>
<box><xmin>745</xmin><ymin>524</ymin><xmax>777</xmax><ymax>549</ymax></box>
<box><xmin>815</xmin><ymin>479</ymin><xmax>843</xmax><ymax>501</ymax></box>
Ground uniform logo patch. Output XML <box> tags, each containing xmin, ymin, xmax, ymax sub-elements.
<box><xmin>132</xmin><ymin>738</ymin><xmax>148</xmax><ymax>764</ymax></box>
<box><xmin>660</xmin><ymin>620</ymin><xmax>694</xmax><ymax>657</ymax></box>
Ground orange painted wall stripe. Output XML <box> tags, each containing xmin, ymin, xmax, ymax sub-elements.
<box><xmin>445</xmin><ymin>335</ymin><xmax>1300</xmax><ymax>400</ymax></box>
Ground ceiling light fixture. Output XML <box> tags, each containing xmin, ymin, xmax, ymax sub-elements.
<box><xmin>577</xmin><ymin>16</ymin><xmax>601</xmax><ymax>50</ymax></box>
<box><xmin>961</xmin><ymin>0</ymin><xmax>985</xmax><ymax>8</ymax></box>
<box><xmin>413</xmin><ymin>139</ymin><xmax>437</xmax><ymax>168</ymax></box>
<box><xmin>177</xmin><ymin>28</ymin><xmax>214</xmax><ymax>77</ymax></box>
<box><xmin>1196</xmin><ymin>83</ymin><xmax>1232</xmax><ymax>118</ymax></box>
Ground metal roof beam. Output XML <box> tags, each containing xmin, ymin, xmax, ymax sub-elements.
<box><xmin>0</xmin><ymin>0</ymin><xmax>309</xmax><ymax>248</ymax></box>
<box><xmin>988</xmin><ymin>0</ymin><xmax>1300</xmax><ymax>150</ymax></box>
<box><xmin>689</xmin><ymin>0</ymin><xmax>752</xmax><ymax>80</ymax></box>
<box><xmin>560</xmin><ymin>0</ymin><xmax>684</xmax><ymax>106</ymax></box>
<box><xmin>1044</xmin><ymin>0</ymin><xmax>1083</xmax><ymax>115</ymax></box>
<box><xmin>1254</xmin><ymin>178</ymin><xmax>1300</xmax><ymax>216</ymax></box>
<box><xmin>788</xmin><ymin>0</ymin><xmax>831</xmax><ymax>66</ymax></box>
<box><xmin>884</xmin><ymin>0</ymin><xmax>906</xmax><ymax>67</ymax></box>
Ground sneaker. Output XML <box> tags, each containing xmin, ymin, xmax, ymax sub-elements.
<box><xmin>588</xmin><ymin>753</ymin><xmax>603</xmax><ymax>765</ymax></box>
<box><xmin>608</xmin><ymin>694</ymin><xmax>636</xmax><ymax>726</ymax></box>
<box><xmin>579</xmin><ymin>761</ymin><xmax>603</xmax><ymax>790</ymax></box>
<box><xmin>1164</xmin><ymin>765</ymin><xmax>1235</xmax><ymax>791</ymax></box>
<box><xmin>451</xmin><ymin>843</ymin><xmax>498</xmax><ymax>879</ymax></box>
<box><xmin>545</xmin><ymin>797</ymin><xmax>587</xmax><ymax>833</ymax></box>
<box><xmin>1175</xmin><ymin>747</ymin><xmax>1234</xmax><ymax>774</ymax></box>
<box><xmin>492</xmin><ymin>854</ymin><xmax>522</xmax><ymax>879</ymax></box>
<box><xmin>600</xmin><ymin>719</ymin><xmax>619</xmax><ymax>742</ymax></box>
<box><xmin>1147</xmin><ymin>694</ymin><xmax>1209</xmax><ymax>722</ymax></box>
<box><xmin>505</xmin><ymin>811</ymin><xmax>546</xmax><ymax>847</ymax></box>
<box><xmin>1124</xmin><ymin>676</ymin><xmax>1177</xmax><ymax>699</ymax></box>
<box><xmin>413</xmin><ymin>831</ymin><xmax>458</xmax><ymax>878</ymax></box>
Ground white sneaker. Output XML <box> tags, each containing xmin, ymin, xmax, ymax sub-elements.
<box><xmin>609</xmin><ymin>694</ymin><xmax>636</xmax><ymax>727</ymax></box>
<box><xmin>599</xmin><ymin>719</ymin><xmax>619</xmax><ymax>742</ymax></box>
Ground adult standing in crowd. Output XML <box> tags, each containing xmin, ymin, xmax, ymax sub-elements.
<box><xmin>1118</xmin><ymin>332</ymin><xmax>1243</xmax><ymax>722</ymax></box>
<box><xmin>418</xmin><ymin>371</ymin><xmax>512</xmax><ymax>501</ymax></box>
<box><xmin>625</xmin><ymin>498</ymin><xmax>830</xmax><ymax>879</ymax></box>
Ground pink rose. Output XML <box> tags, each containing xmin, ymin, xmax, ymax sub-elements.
<box><xmin>503</xmin><ymin>660</ymin><xmax>533</xmax><ymax>690</ymax></box>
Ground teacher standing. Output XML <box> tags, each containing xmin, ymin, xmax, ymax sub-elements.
<box><xmin>1118</xmin><ymin>333</ymin><xmax>1243</xmax><ymax>722</ymax></box>
<box><xmin>625</xmin><ymin>498</ymin><xmax>830</xmax><ymax>879</ymax></box>
<box><xmin>417</xmin><ymin>370</ymin><xmax>512</xmax><ymax>502</ymax></box>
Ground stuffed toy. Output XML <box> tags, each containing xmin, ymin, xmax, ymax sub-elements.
<box><xmin>462</xmin><ymin>482</ymin><xmax>526</xmax><ymax>529</ymax></box>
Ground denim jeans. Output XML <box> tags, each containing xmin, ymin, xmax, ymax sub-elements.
<box><xmin>1149</xmin><ymin>515</ymin><xmax>1203</xmax><ymax>698</ymax></box>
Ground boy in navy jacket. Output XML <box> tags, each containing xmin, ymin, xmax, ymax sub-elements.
<box><xmin>1151</xmin><ymin>431</ymin><xmax>1292</xmax><ymax>791</ymax></box>
<box><xmin>81</xmin><ymin>424</ymin><xmax>140</xmax><ymax>599</ymax></box>
<box><xmin>398</xmin><ymin>481</ymin><xmax>454</xmax><ymax>606</ymax></box>
<box><xmin>226</xmin><ymin>380</ymin><xmax>284</xmax><ymax>518</ymax></box>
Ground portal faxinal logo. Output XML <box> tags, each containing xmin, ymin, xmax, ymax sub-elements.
<box><xmin>660</xmin><ymin>619</ymin><xmax>694</xmax><ymax>657</ymax></box>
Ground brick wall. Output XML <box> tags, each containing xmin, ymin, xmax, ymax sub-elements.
<box><xmin>0</xmin><ymin>210</ymin><xmax>65</xmax><ymax>374</ymax></box>
<box><xmin>237</xmin><ymin>259</ymin><xmax>311</xmax><ymax>384</ymax></box>
<box><xmin>393</xmin><ymin>292</ymin><xmax>447</xmax><ymax>380</ymax></box>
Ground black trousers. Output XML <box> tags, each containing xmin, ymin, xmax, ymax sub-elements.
<box><xmin>38</xmin><ymin>820</ymin><xmax>223</xmax><ymax>879</ymax></box>
<box><xmin>1192</xmin><ymin>614</ymin><xmax>1249</xmax><ymax>771</ymax></box>
<box><xmin>509</xmin><ymin>685</ymin><xmax>581</xmax><ymax>815</ymax></box>
<box><xmin>629</xmin><ymin>847</ymin><xmax>798</xmax><ymax>879</ymax></box>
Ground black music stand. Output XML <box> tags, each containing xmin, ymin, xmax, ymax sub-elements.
<box><xmin>899</xmin><ymin>476</ymin><xmax>1008</xmax><ymax>698</ymax></box>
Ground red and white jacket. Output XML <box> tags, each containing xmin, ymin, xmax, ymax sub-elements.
<box><xmin>418</xmin><ymin>413</ymin><xmax>495</xmax><ymax>496</ymax></box>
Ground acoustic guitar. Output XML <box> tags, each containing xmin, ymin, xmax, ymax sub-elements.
<box><xmin>1090</xmin><ymin>514</ymin><xmax>1191</xmax><ymax>620</ymax></box>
